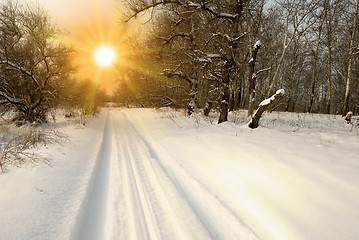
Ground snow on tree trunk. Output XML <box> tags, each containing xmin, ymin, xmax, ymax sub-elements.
<box><xmin>345</xmin><ymin>111</ymin><xmax>353</xmax><ymax>124</ymax></box>
<box><xmin>188</xmin><ymin>81</ymin><xmax>198</xmax><ymax>116</ymax></box>
<box><xmin>248</xmin><ymin>89</ymin><xmax>285</xmax><ymax>129</ymax></box>
<box><xmin>248</xmin><ymin>40</ymin><xmax>262</xmax><ymax>117</ymax></box>
<box><xmin>203</xmin><ymin>101</ymin><xmax>213</xmax><ymax>116</ymax></box>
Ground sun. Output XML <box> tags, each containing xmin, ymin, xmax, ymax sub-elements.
<box><xmin>94</xmin><ymin>45</ymin><xmax>116</xmax><ymax>67</ymax></box>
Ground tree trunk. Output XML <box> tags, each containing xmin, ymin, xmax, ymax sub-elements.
<box><xmin>218</xmin><ymin>60</ymin><xmax>233</xmax><ymax>124</ymax></box>
<box><xmin>343</xmin><ymin>0</ymin><xmax>359</xmax><ymax>116</ymax></box>
<box><xmin>326</xmin><ymin>46</ymin><xmax>332</xmax><ymax>114</ymax></box>
<box><xmin>308</xmin><ymin>7</ymin><xmax>324</xmax><ymax>113</ymax></box>
<box><xmin>248</xmin><ymin>89</ymin><xmax>285</xmax><ymax>129</ymax></box>
<box><xmin>229</xmin><ymin>89</ymin><xmax>234</xmax><ymax>112</ymax></box>
<box><xmin>188</xmin><ymin>81</ymin><xmax>198</xmax><ymax>115</ymax></box>
<box><xmin>203</xmin><ymin>101</ymin><xmax>212</xmax><ymax>116</ymax></box>
<box><xmin>323</xmin><ymin>0</ymin><xmax>333</xmax><ymax>114</ymax></box>
<box><xmin>248</xmin><ymin>40</ymin><xmax>262</xmax><ymax>117</ymax></box>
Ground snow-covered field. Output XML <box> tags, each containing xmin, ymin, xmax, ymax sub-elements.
<box><xmin>1</xmin><ymin>108</ymin><xmax>358</xmax><ymax>240</ymax></box>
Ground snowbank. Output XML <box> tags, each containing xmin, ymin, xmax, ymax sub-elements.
<box><xmin>1</xmin><ymin>108</ymin><xmax>358</xmax><ymax>240</ymax></box>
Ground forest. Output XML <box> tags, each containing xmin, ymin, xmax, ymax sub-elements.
<box><xmin>0</xmin><ymin>0</ymin><xmax>358</xmax><ymax>125</ymax></box>
<box><xmin>117</xmin><ymin>0</ymin><xmax>359</xmax><ymax>123</ymax></box>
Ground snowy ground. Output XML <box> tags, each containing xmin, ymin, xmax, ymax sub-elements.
<box><xmin>0</xmin><ymin>108</ymin><xmax>359</xmax><ymax>240</ymax></box>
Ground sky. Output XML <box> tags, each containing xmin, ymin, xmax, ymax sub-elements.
<box><xmin>5</xmin><ymin>0</ymin><xmax>133</xmax><ymax>93</ymax></box>
<box><xmin>39</xmin><ymin>0</ymin><xmax>124</xmax><ymax>92</ymax></box>
<box><xmin>37</xmin><ymin>0</ymin><xmax>117</xmax><ymax>29</ymax></box>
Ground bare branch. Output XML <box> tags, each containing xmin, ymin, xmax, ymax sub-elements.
<box><xmin>161</xmin><ymin>69</ymin><xmax>195</xmax><ymax>84</ymax></box>
<box><xmin>161</xmin><ymin>32</ymin><xmax>192</xmax><ymax>44</ymax></box>
<box><xmin>0</xmin><ymin>128</ymin><xmax>68</xmax><ymax>172</ymax></box>
<box><xmin>256</xmin><ymin>67</ymin><xmax>271</xmax><ymax>75</ymax></box>
<box><xmin>0</xmin><ymin>60</ymin><xmax>41</xmax><ymax>87</ymax></box>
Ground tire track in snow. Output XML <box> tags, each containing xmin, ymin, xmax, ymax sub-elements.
<box><xmin>138</xmin><ymin>137</ymin><xmax>259</xmax><ymax>240</ymax></box>
<box><xmin>111</xmin><ymin>110</ymin><xmax>211</xmax><ymax>239</ymax></box>
<box><xmin>71</xmin><ymin>109</ymin><xmax>112</xmax><ymax>240</ymax></box>
<box><xmin>119</xmin><ymin>110</ymin><xmax>259</xmax><ymax>240</ymax></box>
<box><xmin>119</xmin><ymin>134</ymin><xmax>161</xmax><ymax>239</ymax></box>
<box><xmin>73</xmin><ymin>109</ymin><xmax>257</xmax><ymax>239</ymax></box>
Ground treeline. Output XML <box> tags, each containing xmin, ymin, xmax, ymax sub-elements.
<box><xmin>122</xmin><ymin>0</ymin><xmax>359</xmax><ymax>122</ymax></box>
<box><xmin>0</xmin><ymin>1</ymin><xmax>107</xmax><ymax>125</ymax></box>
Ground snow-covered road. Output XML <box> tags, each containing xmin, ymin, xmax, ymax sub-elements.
<box><xmin>120</xmin><ymin>109</ymin><xmax>359</xmax><ymax>240</ymax></box>
<box><xmin>75</xmin><ymin>110</ymin><xmax>257</xmax><ymax>240</ymax></box>
<box><xmin>73</xmin><ymin>109</ymin><xmax>359</xmax><ymax>240</ymax></box>
<box><xmin>1</xmin><ymin>108</ymin><xmax>359</xmax><ymax>240</ymax></box>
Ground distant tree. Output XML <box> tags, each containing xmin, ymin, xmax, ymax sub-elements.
<box><xmin>266</xmin><ymin>0</ymin><xmax>319</xmax><ymax>97</ymax></box>
<box><xmin>0</xmin><ymin>1</ymin><xmax>73</xmax><ymax>124</ymax></box>
<box><xmin>306</xmin><ymin>0</ymin><xmax>324</xmax><ymax>113</ymax></box>
<box><xmin>342</xmin><ymin>0</ymin><xmax>359</xmax><ymax>115</ymax></box>
<box><xmin>63</xmin><ymin>78</ymin><xmax>108</xmax><ymax>115</ymax></box>
<box><xmin>122</xmin><ymin>0</ymin><xmax>359</xmax><ymax>118</ymax></box>
<box><xmin>125</xmin><ymin>0</ymin><xmax>263</xmax><ymax>123</ymax></box>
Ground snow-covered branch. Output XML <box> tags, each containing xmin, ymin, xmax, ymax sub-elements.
<box><xmin>256</xmin><ymin>67</ymin><xmax>271</xmax><ymax>75</ymax></box>
<box><xmin>0</xmin><ymin>60</ymin><xmax>41</xmax><ymax>87</ymax></box>
<box><xmin>0</xmin><ymin>91</ymin><xmax>28</xmax><ymax>110</ymax></box>
<box><xmin>206</xmin><ymin>32</ymin><xmax>247</xmax><ymax>45</ymax></box>
<box><xmin>186</xmin><ymin>1</ymin><xmax>238</xmax><ymax>20</ymax></box>
<box><xmin>126</xmin><ymin>0</ymin><xmax>239</xmax><ymax>21</ymax></box>
<box><xmin>125</xmin><ymin>0</ymin><xmax>179</xmax><ymax>20</ymax></box>
<box><xmin>161</xmin><ymin>69</ymin><xmax>196</xmax><ymax>84</ymax></box>
<box><xmin>254</xmin><ymin>40</ymin><xmax>262</xmax><ymax>49</ymax></box>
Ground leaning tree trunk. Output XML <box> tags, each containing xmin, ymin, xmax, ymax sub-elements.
<box><xmin>248</xmin><ymin>89</ymin><xmax>285</xmax><ymax>129</ymax></box>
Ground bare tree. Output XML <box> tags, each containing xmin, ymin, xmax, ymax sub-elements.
<box><xmin>323</xmin><ymin>0</ymin><xmax>333</xmax><ymax>113</ymax></box>
<box><xmin>306</xmin><ymin>0</ymin><xmax>325</xmax><ymax>113</ymax></box>
<box><xmin>0</xmin><ymin>1</ymin><xmax>73</xmax><ymax>124</ymax></box>
<box><xmin>0</xmin><ymin>127</ymin><xmax>67</xmax><ymax>172</ymax></box>
<box><xmin>267</xmin><ymin>0</ymin><xmax>318</xmax><ymax>96</ymax></box>
<box><xmin>121</xmin><ymin>0</ymin><xmax>359</xmax><ymax>118</ymax></box>
<box><xmin>125</xmin><ymin>0</ymin><xmax>259</xmax><ymax>123</ymax></box>
<box><xmin>342</xmin><ymin>0</ymin><xmax>359</xmax><ymax>115</ymax></box>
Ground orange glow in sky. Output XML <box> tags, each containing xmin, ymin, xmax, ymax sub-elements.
<box><xmin>35</xmin><ymin>0</ymin><xmax>131</xmax><ymax>93</ymax></box>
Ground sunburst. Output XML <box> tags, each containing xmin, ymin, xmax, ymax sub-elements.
<box><xmin>94</xmin><ymin>45</ymin><xmax>116</xmax><ymax>67</ymax></box>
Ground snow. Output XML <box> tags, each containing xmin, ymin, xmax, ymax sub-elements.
<box><xmin>1</xmin><ymin>108</ymin><xmax>359</xmax><ymax>240</ymax></box>
<box><xmin>276</xmin><ymin>88</ymin><xmax>285</xmax><ymax>95</ymax></box>
<box><xmin>218</xmin><ymin>13</ymin><xmax>238</xmax><ymax>19</ymax></box>
<box><xmin>259</xmin><ymin>89</ymin><xmax>285</xmax><ymax>106</ymax></box>
<box><xmin>252</xmin><ymin>72</ymin><xmax>257</xmax><ymax>80</ymax></box>
<box><xmin>207</xmin><ymin>53</ymin><xmax>222</xmax><ymax>59</ymax></box>
<box><xmin>254</xmin><ymin>40</ymin><xmax>262</xmax><ymax>49</ymax></box>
